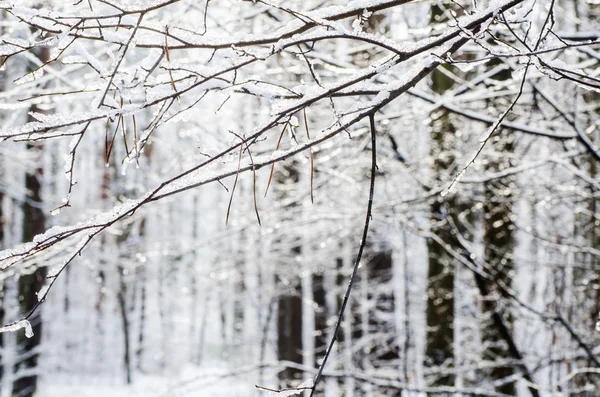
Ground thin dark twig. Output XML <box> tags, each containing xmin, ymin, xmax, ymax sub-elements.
<box><xmin>264</xmin><ymin>121</ymin><xmax>289</xmax><ymax>197</ymax></box>
<box><xmin>309</xmin><ymin>114</ymin><xmax>377</xmax><ymax>396</ymax></box>
<box><xmin>226</xmin><ymin>134</ymin><xmax>244</xmax><ymax>225</ymax></box>
<box><xmin>247</xmin><ymin>145</ymin><xmax>262</xmax><ymax>227</ymax></box>
<box><xmin>232</xmin><ymin>131</ymin><xmax>262</xmax><ymax>226</ymax></box>
<box><xmin>555</xmin><ymin>315</ymin><xmax>600</xmax><ymax>368</ymax></box>
<box><xmin>164</xmin><ymin>26</ymin><xmax>179</xmax><ymax>98</ymax></box>
<box><xmin>303</xmin><ymin>108</ymin><xmax>314</xmax><ymax>203</ymax></box>
<box><xmin>256</xmin><ymin>385</ymin><xmax>312</xmax><ymax>393</ymax></box>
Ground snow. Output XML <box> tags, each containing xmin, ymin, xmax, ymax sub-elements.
<box><xmin>72</xmin><ymin>42</ymin><xmax>109</xmax><ymax>76</ymax></box>
<box><xmin>12</xmin><ymin>6</ymin><xmax>40</xmax><ymax>17</ymax></box>
<box><xmin>37</xmin><ymin>369</ymin><xmax>263</xmax><ymax>397</ymax></box>
<box><xmin>453</xmin><ymin>58</ymin><xmax>490</xmax><ymax>73</ymax></box>
<box><xmin>0</xmin><ymin>319</ymin><xmax>33</xmax><ymax>338</ymax></box>
<box><xmin>0</xmin><ymin>105</ymin><xmax>144</xmax><ymax>140</ymax></box>
<box><xmin>103</xmin><ymin>30</ymin><xmax>131</xmax><ymax>45</ymax></box>
<box><xmin>237</xmin><ymin>82</ymin><xmax>283</xmax><ymax>101</ymax></box>
<box><xmin>14</xmin><ymin>68</ymin><xmax>44</xmax><ymax>85</ymax></box>
<box><xmin>36</xmin><ymin>285</ymin><xmax>49</xmax><ymax>301</ymax></box>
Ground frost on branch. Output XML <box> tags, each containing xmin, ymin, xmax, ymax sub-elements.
<box><xmin>0</xmin><ymin>319</ymin><xmax>34</xmax><ymax>339</ymax></box>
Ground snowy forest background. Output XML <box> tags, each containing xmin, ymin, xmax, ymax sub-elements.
<box><xmin>1</xmin><ymin>0</ymin><xmax>600</xmax><ymax>396</ymax></box>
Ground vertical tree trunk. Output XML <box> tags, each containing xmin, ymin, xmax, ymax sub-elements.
<box><xmin>313</xmin><ymin>271</ymin><xmax>326</xmax><ymax>365</ymax></box>
<box><xmin>425</xmin><ymin>5</ymin><xmax>457</xmax><ymax>383</ymax></box>
<box><xmin>425</xmin><ymin>197</ymin><xmax>455</xmax><ymax>385</ymax></box>
<box><xmin>134</xmin><ymin>140</ymin><xmax>154</xmax><ymax>373</ymax></box>
<box><xmin>188</xmin><ymin>199</ymin><xmax>199</xmax><ymax>364</ymax></box>
<box><xmin>276</xmin><ymin>162</ymin><xmax>303</xmax><ymax>385</ymax></box>
<box><xmin>117</xmin><ymin>265</ymin><xmax>132</xmax><ymax>384</ymax></box>
<box><xmin>277</xmin><ymin>289</ymin><xmax>303</xmax><ymax>380</ymax></box>
<box><xmin>277</xmin><ymin>246</ymin><xmax>303</xmax><ymax>384</ymax></box>
<box><xmin>12</xmin><ymin>44</ymin><xmax>50</xmax><ymax>397</ymax></box>
<box><xmin>13</xmin><ymin>151</ymin><xmax>46</xmax><ymax>397</ymax></box>
<box><xmin>136</xmin><ymin>266</ymin><xmax>146</xmax><ymax>372</ymax></box>
<box><xmin>367</xmin><ymin>249</ymin><xmax>398</xmax><ymax>394</ymax></box>
<box><xmin>481</xmin><ymin>143</ymin><xmax>516</xmax><ymax>393</ymax></box>
<box><xmin>333</xmin><ymin>256</ymin><xmax>345</xmax><ymax>395</ymax></box>
<box><xmin>478</xmin><ymin>50</ymin><xmax>517</xmax><ymax>392</ymax></box>
<box><xmin>134</xmin><ymin>217</ymin><xmax>147</xmax><ymax>372</ymax></box>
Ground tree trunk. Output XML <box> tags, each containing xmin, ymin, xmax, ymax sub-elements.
<box><xmin>136</xmin><ymin>265</ymin><xmax>146</xmax><ymax>372</ymax></box>
<box><xmin>481</xmin><ymin>149</ymin><xmax>516</xmax><ymax>393</ymax></box>
<box><xmin>425</xmin><ymin>9</ymin><xmax>457</xmax><ymax>383</ymax></box>
<box><xmin>13</xmin><ymin>152</ymin><xmax>46</xmax><ymax>397</ymax></box>
<box><xmin>276</xmin><ymin>162</ymin><xmax>303</xmax><ymax>385</ymax></box>
<box><xmin>13</xmin><ymin>45</ymin><xmax>49</xmax><ymax>396</ymax></box>
<box><xmin>313</xmin><ymin>271</ymin><xmax>326</xmax><ymax>366</ymax></box>
<box><xmin>277</xmin><ymin>246</ymin><xmax>303</xmax><ymax>384</ymax></box>
<box><xmin>277</xmin><ymin>287</ymin><xmax>303</xmax><ymax>381</ymax></box>
<box><xmin>367</xmin><ymin>249</ymin><xmax>398</xmax><ymax>394</ymax></box>
<box><xmin>117</xmin><ymin>265</ymin><xmax>132</xmax><ymax>384</ymax></box>
<box><xmin>479</xmin><ymin>49</ymin><xmax>517</xmax><ymax>392</ymax></box>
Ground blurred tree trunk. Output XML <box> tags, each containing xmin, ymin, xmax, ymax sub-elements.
<box><xmin>367</xmin><ymin>249</ymin><xmax>398</xmax><ymax>394</ymax></box>
<box><xmin>477</xmin><ymin>46</ymin><xmax>517</xmax><ymax>391</ymax></box>
<box><xmin>117</xmin><ymin>263</ymin><xmax>132</xmax><ymax>384</ymax></box>
<box><xmin>313</xmin><ymin>271</ymin><xmax>326</xmax><ymax>366</ymax></box>
<box><xmin>277</xmin><ymin>255</ymin><xmax>303</xmax><ymax>383</ymax></box>
<box><xmin>481</xmin><ymin>131</ymin><xmax>516</xmax><ymax>394</ymax></box>
<box><xmin>136</xmin><ymin>264</ymin><xmax>146</xmax><ymax>371</ymax></box>
<box><xmin>13</xmin><ymin>152</ymin><xmax>46</xmax><ymax>397</ymax></box>
<box><xmin>277</xmin><ymin>275</ymin><xmax>303</xmax><ymax>382</ymax></box>
<box><xmin>425</xmin><ymin>197</ymin><xmax>456</xmax><ymax>387</ymax></box>
<box><xmin>334</xmin><ymin>255</ymin><xmax>344</xmax><ymax>395</ymax></box>
<box><xmin>277</xmin><ymin>251</ymin><xmax>303</xmax><ymax>383</ymax></box>
<box><xmin>276</xmin><ymin>162</ymin><xmax>303</xmax><ymax>384</ymax></box>
<box><xmin>102</xmin><ymin>135</ymin><xmax>135</xmax><ymax>383</ymax></box>
<box><xmin>12</xmin><ymin>46</ymin><xmax>49</xmax><ymax>397</ymax></box>
<box><xmin>425</xmin><ymin>4</ymin><xmax>456</xmax><ymax>387</ymax></box>
<box><xmin>13</xmin><ymin>179</ymin><xmax>46</xmax><ymax>397</ymax></box>
<box><xmin>134</xmin><ymin>142</ymin><xmax>154</xmax><ymax>372</ymax></box>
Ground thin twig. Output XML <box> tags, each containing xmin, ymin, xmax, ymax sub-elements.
<box><xmin>256</xmin><ymin>385</ymin><xmax>312</xmax><ymax>393</ymax></box>
<box><xmin>164</xmin><ymin>26</ymin><xmax>178</xmax><ymax>97</ymax></box>
<box><xmin>264</xmin><ymin>121</ymin><xmax>288</xmax><ymax>197</ymax></box>
<box><xmin>226</xmin><ymin>135</ymin><xmax>244</xmax><ymax>225</ymax></box>
<box><xmin>309</xmin><ymin>113</ymin><xmax>377</xmax><ymax>396</ymax></box>
<box><xmin>303</xmin><ymin>108</ymin><xmax>314</xmax><ymax>203</ymax></box>
<box><xmin>232</xmin><ymin>131</ymin><xmax>262</xmax><ymax>226</ymax></box>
